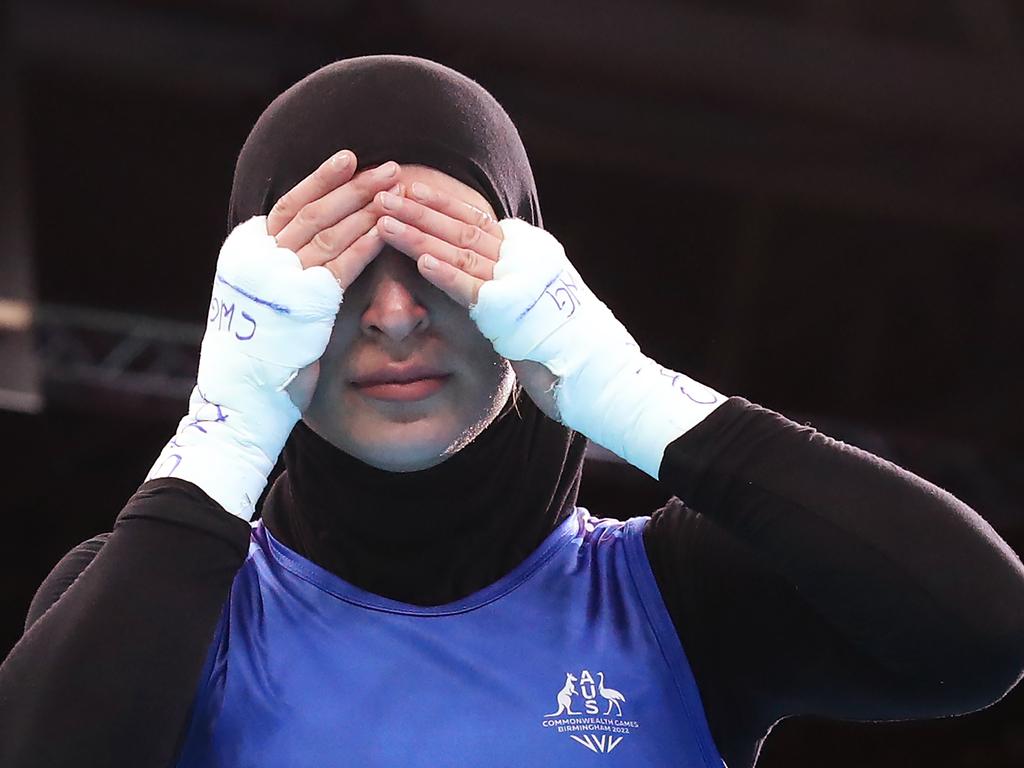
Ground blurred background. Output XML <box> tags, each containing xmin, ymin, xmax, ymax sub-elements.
<box><xmin>1</xmin><ymin>0</ymin><xmax>1022</xmax><ymax>764</ymax></box>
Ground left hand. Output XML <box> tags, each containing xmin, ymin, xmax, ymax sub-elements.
<box><xmin>375</xmin><ymin>180</ymin><xmax>726</xmax><ymax>478</ymax></box>
<box><xmin>374</xmin><ymin>182</ymin><xmax>562</xmax><ymax>421</ymax></box>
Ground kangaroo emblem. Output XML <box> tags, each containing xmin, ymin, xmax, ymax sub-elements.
<box><xmin>545</xmin><ymin>672</ymin><xmax>581</xmax><ymax>717</ymax></box>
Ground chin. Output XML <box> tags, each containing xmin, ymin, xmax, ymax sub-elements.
<box><xmin>346</xmin><ymin>416</ymin><xmax>467</xmax><ymax>472</ymax></box>
<box><xmin>306</xmin><ymin>367</ymin><xmax>515</xmax><ymax>472</ymax></box>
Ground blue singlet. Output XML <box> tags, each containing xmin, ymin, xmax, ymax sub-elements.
<box><xmin>175</xmin><ymin>508</ymin><xmax>727</xmax><ymax>767</ymax></box>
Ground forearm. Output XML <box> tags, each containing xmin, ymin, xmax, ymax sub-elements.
<box><xmin>0</xmin><ymin>479</ymin><xmax>250</xmax><ymax>767</ymax></box>
<box><xmin>453</xmin><ymin>215</ymin><xmax>1024</xmax><ymax>718</ymax></box>
<box><xmin>658</xmin><ymin>396</ymin><xmax>1024</xmax><ymax>704</ymax></box>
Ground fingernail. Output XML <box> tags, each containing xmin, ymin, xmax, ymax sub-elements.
<box><xmin>380</xmin><ymin>191</ymin><xmax>402</xmax><ymax>210</ymax></box>
<box><xmin>378</xmin><ymin>161</ymin><xmax>398</xmax><ymax>177</ymax></box>
<box><xmin>411</xmin><ymin>182</ymin><xmax>430</xmax><ymax>200</ymax></box>
<box><xmin>381</xmin><ymin>216</ymin><xmax>404</xmax><ymax>234</ymax></box>
<box><xmin>331</xmin><ymin>151</ymin><xmax>351</xmax><ymax>169</ymax></box>
<box><xmin>421</xmin><ymin>254</ymin><xmax>438</xmax><ymax>270</ymax></box>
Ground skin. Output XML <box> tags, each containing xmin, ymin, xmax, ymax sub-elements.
<box><xmin>265</xmin><ymin>153</ymin><xmax>556</xmax><ymax>472</ymax></box>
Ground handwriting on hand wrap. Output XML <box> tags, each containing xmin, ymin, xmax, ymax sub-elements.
<box><xmin>658</xmin><ymin>366</ymin><xmax>720</xmax><ymax>404</ymax></box>
<box><xmin>215</xmin><ymin>274</ymin><xmax>291</xmax><ymax>314</ymax></box>
<box><xmin>149</xmin><ymin>391</ymin><xmax>231</xmax><ymax>481</ymax></box>
<box><xmin>209</xmin><ymin>295</ymin><xmax>257</xmax><ymax>341</ymax></box>
<box><xmin>149</xmin><ymin>453</ymin><xmax>182</xmax><ymax>478</ymax></box>
<box><xmin>545</xmin><ymin>271</ymin><xmax>582</xmax><ymax>318</ymax></box>
<box><xmin>182</xmin><ymin>389</ymin><xmax>229</xmax><ymax>436</ymax></box>
<box><xmin>518</xmin><ymin>269</ymin><xmax>584</xmax><ymax>323</ymax></box>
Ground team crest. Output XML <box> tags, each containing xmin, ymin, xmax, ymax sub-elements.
<box><xmin>540</xmin><ymin>669</ymin><xmax>639</xmax><ymax>754</ymax></box>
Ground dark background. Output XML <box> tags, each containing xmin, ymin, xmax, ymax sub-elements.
<box><xmin>1</xmin><ymin>1</ymin><xmax>1022</xmax><ymax>765</ymax></box>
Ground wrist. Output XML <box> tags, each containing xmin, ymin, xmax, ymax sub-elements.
<box><xmin>555</xmin><ymin>327</ymin><xmax>726</xmax><ymax>479</ymax></box>
<box><xmin>144</xmin><ymin>215</ymin><xmax>342</xmax><ymax>520</ymax></box>
<box><xmin>147</xmin><ymin>385</ymin><xmax>299</xmax><ymax>521</ymax></box>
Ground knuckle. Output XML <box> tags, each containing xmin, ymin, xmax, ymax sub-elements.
<box><xmin>311</xmin><ymin>229</ymin><xmax>336</xmax><ymax>254</ymax></box>
<box><xmin>457</xmin><ymin>248</ymin><xmax>477</xmax><ymax>271</ymax></box>
<box><xmin>474</xmin><ymin>208</ymin><xmax>494</xmax><ymax>229</ymax></box>
<box><xmin>405</xmin><ymin>203</ymin><xmax>425</xmax><ymax>223</ymax></box>
<box><xmin>458</xmin><ymin>224</ymin><xmax>482</xmax><ymax>249</ymax></box>
<box><xmin>272</xmin><ymin>194</ymin><xmax>294</xmax><ymax>217</ymax></box>
<box><xmin>296</xmin><ymin>206</ymin><xmax>322</xmax><ymax>230</ymax></box>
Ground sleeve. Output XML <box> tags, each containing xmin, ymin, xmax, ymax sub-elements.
<box><xmin>0</xmin><ymin>477</ymin><xmax>252</xmax><ymax>768</ymax></box>
<box><xmin>23</xmin><ymin>532</ymin><xmax>111</xmax><ymax>633</ymax></box>
<box><xmin>642</xmin><ymin>396</ymin><xmax>1024</xmax><ymax>768</ymax></box>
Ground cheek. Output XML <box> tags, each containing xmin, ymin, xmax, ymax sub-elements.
<box><xmin>312</xmin><ymin>316</ymin><xmax>359</xmax><ymax>386</ymax></box>
<box><xmin>459</xmin><ymin>346</ymin><xmax>514</xmax><ymax>413</ymax></box>
<box><xmin>454</xmin><ymin>317</ymin><xmax>502</xmax><ymax>375</ymax></box>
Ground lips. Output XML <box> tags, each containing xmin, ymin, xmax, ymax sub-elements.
<box><xmin>351</xmin><ymin>364</ymin><xmax>451</xmax><ymax>386</ymax></box>
<box><xmin>351</xmin><ymin>365</ymin><xmax>452</xmax><ymax>402</ymax></box>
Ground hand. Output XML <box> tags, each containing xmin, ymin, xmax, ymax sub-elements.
<box><xmin>376</xmin><ymin>181</ymin><xmax>725</xmax><ymax>477</ymax></box>
<box><xmin>146</xmin><ymin>151</ymin><xmax>411</xmax><ymax>518</ymax></box>
<box><xmin>265</xmin><ymin>151</ymin><xmax>406</xmax><ymax>408</ymax></box>
<box><xmin>372</xmin><ymin>182</ymin><xmax>561</xmax><ymax>420</ymax></box>
<box><xmin>267</xmin><ymin>150</ymin><xmax>405</xmax><ymax>288</ymax></box>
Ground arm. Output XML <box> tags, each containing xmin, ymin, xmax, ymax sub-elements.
<box><xmin>0</xmin><ymin>480</ymin><xmax>250</xmax><ymax>767</ymax></box>
<box><xmin>0</xmin><ymin>151</ymin><xmax>401</xmax><ymax>767</ymax></box>
<box><xmin>24</xmin><ymin>532</ymin><xmax>110</xmax><ymax>633</ymax></box>
<box><xmin>344</xmin><ymin>191</ymin><xmax>1024</xmax><ymax>764</ymax></box>
<box><xmin>644</xmin><ymin>397</ymin><xmax>1024</xmax><ymax>768</ymax></box>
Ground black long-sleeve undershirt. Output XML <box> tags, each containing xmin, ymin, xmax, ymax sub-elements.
<box><xmin>2</xmin><ymin>397</ymin><xmax>1023</xmax><ymax>768</ymax></box>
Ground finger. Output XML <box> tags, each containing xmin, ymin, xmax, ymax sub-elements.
<box><xmin>267</xmin><ymin>150</ymin><xmax>356</xmax><ymax>238</ymax></box>
<box><xmin>376</xmin><ymin>189</ymin><xmax>502</xmax><ymax>263</ymax></box>
<box><xmin>295</xmin><ymin>183</ymin><xmax>403</xmax><ymax>269</ymax></box>
<box><xmin>322</xmin><ymin>225</ymin><xmax>387</xmax><ymax>290</ymax></box>
<box><xmin>408</xmin><ymin>182</ymin><xmax>503</xmax><ymax>241</ymax></box>
<box><xmin>417</xmin><ymin>253</ymin><xmax>484</xmax><ymax>309</ymax></box>
<box><xmin>274</xmin><ymin>161</ymin><xmax>401</xmax><ymax>253</ymax></box>
<box><xmin>378</xmin><ymin>216</ymin><xmax>495</xmax><ymax>283</ymax></box>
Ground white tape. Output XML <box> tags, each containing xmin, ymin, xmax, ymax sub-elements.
<box><xmin>146</xmin><ymin>216</ymin><xmax>342</xmax><ymax>519</ymax></box>
<box><xmin>471</xmin><ymin>218</ymin><xmax>727</xmax><ymax>478</ymax></box>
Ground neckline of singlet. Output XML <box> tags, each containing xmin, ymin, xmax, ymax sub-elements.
<box><xmin>257</xmin><ymin>506</ymin><xmax>588</xmax><ymax>617</ymax></box>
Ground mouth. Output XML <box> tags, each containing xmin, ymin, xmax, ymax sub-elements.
<box><xmin>351</xmin><ymin>374</ymin><xmax>452</xmax><ymax>402</ymax></box>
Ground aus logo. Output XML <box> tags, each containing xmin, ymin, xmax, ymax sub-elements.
<box><xmin>541</xmin><ymin>669</ymin><xmax>639</xmax><ymax>754</ymax></box>
<box><xmin>546</xmin><ymin>670</ymin><xmax>626</xmax><ymax>717</ymax></box>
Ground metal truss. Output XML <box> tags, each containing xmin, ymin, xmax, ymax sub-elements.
<box><xmin>33</xmin><ymin>303</ymin><xmax>202</xmax><ymax>401</ymax></box>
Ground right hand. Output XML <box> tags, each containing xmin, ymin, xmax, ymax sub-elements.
<box><xmin>265</xmin><ymin>150</ymin><xmax>405</xmax><ymax>409</ymax></box>
<box><xmin>146</xmin><ymin>150</ymin><xmax>406</xmax><ymax>519</ymax></box>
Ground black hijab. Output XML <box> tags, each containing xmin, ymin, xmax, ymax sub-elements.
<box><xmin>227</xmin><ymin>55</ymin><xmax>588</xmax><ymax>605</ymax></box>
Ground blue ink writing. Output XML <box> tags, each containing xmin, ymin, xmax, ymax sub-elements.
<box><xmin>237</xmin><ymin>311</ymin><xmax>256</xmax><ymax>341</ymax></box>
<box><xmin>545</xmin><ymin>271</ymin><xmax>582</xmax><ymax>318</ymax></box>
<box><xmin>209</xmin><ymin>294</ymin><xmax>258</xmax><ymax>341</ymax></box>
<box><xmin>215</xmin><ymin>273</ymin><xmax>291</xmax><ymax>314</ymax></box>
<box><xmin>657</xmin><ymin>367</ymin><xmax>720</xmax><ymax>404</ymax></box>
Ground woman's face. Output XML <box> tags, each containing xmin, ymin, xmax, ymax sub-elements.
<box><xmin>303</xmin><ymin>164</ymin><xmax>516</xmax><ymax>471</ymax></box>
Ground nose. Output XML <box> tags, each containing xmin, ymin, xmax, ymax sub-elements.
<box><xmin>359</xmin><ymin>258</ymin><xmax>429</xmax><ymax>343</ymax></box>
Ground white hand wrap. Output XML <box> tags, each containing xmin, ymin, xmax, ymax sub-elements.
<box><xmin>470</xmin><ymin>218</ymin><xmax>726</xmax><ymax>479</ymax></box>
<box><xmin>146</xmin><ymin>216</ymin><xmax>342</xmax><ymax>520</ymax></box>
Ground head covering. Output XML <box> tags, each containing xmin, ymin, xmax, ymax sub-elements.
<box><xmin>228</xmin><ymin>55</ymin><xmax>588</xmax><ymax>605</ymax></box>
